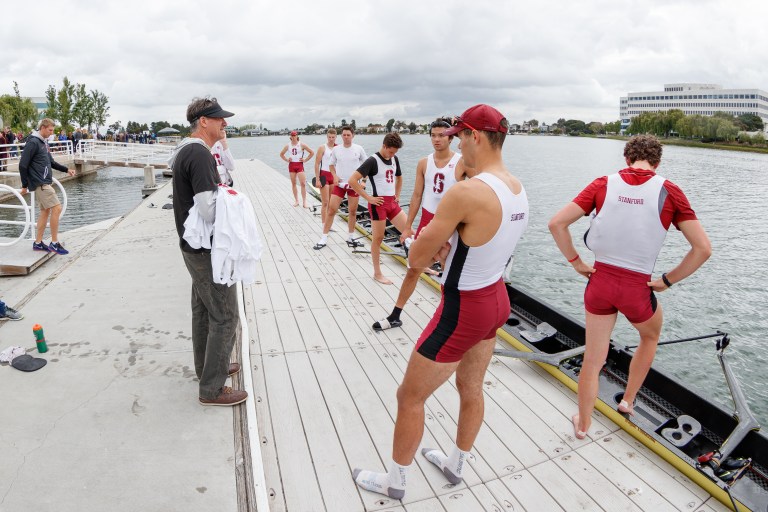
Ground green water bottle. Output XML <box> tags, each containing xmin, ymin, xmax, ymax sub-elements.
<box><xmin>33</xmin><ymin>324</ymin><xmax>48</xmax><ymax>353</ymax></box>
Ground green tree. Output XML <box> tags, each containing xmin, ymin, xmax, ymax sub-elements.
<box><xmin>350</xmin><ymin>119</ymin><xmax>356</xmax><ymax>131</ymax></box>
<box><xmin>563</xmin><ymin>119</ymin><xmax>587</xmax><ymax>134</ymax></box>
<box><xmin>0</xmin><ymin>82</ymin><xmax>38</xmax><ymax>131</ymax></box>
<box><xmin>604</xmin><ymin>120</ymin><xmax>621</xmax><ymax>134</ymax></box>
<box><xmin>340</xmin><ymin>119</ymin><xmax>347</xmax><ymax>128</ymax></box>
<box><xmin>587</xmin><ymin>122</ymin><xmax>604</xmax><ymax>134</ymax></box>
<box><xmin>408</xmin><ymin>121</ymin><xmax>417</xmax><ymax>132</ymax></box>
<box><xmin>527</xmin><ymin>119</ymin><xmax>539</xmax><ymax>128</ymax></box>
<box><xmin>151</xmin><ymin>121</ymin><xmax>171</xmax><ymax>133</ymax></box>
<box><xmin>386</xmin><ymin>118</ymin><xmax>395</xmax><ymax>132</ymax></box>
<box><xmin>72</xmin><ymin>83</ymin><xmax>94</xmax><ymax>129</ymax></box>
<box><xmin>737</xmin><ymin>113</ymin><xmax>764</xmax><ymax>132</ymax></box>
<box><xmin>91</xmin><ymin>90</ymin><xmax>110</xmax><ymax>135</ymax></box>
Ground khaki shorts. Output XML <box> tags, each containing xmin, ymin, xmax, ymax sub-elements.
<box><xmin>36</xmin><ymin>184</ymin><xmax>61</xmax><ymax>210</ymax></box>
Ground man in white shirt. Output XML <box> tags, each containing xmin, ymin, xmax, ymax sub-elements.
<box><xmin>313</xmin><ymin>125</ymin><xmax>367</xmax><ymax>249</ymax></box>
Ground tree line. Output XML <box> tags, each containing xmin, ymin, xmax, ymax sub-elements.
<box><xmin>627</xmin><ymin>110</ymin><xmax>765</xmax><ymax>144</ymax></box>
<box><xmin>0</xmin><ymin>82</ymin><xmax>40</xmax><ymax>132</ymax></box>
<box><xmin>45</xmin><ymin>76</ymin><xmax>110</xmax><ymax>134</ymax></box>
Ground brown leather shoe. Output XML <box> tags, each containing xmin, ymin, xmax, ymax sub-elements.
<box><xmin>228</xmin><ymin>363</ymin><xmax>241</xmax><ymax>376</ymax></box>
<box><xmin>199</xmin><ymin>386</ymin><xmax>248</xmax><ymax>406</ymax></box>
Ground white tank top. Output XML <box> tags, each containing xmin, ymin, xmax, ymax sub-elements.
<box><xmin>440</xmin><ymin>173</ymin><xmax>529</xmax><ymax>290</ymax></box>
<box><xmin>329</xmin><ymin>144</ymin><xmax>367</xmax><ymax>183</ymax></box>
<box><xmin>320</xmin><ymin>143</ymin><xmax>335</xmax><ymax>171</ymax></box>
<box><xmin>585</xmin><ymin>173</ymin><xmax>668</xmax><ymax>274</ymax></box>
<box><xmin>369</xmin><ymin>154</ymin><xmax>399</xmax><ymax>197</ymax></box>
<box><xmin>287</xmin><ymin>141</ymin><xmax>303</xmax><ymax>163</ymax></box>
<box><xmin>422</xmin><ymin>152</ymin><xmax>461</xmax><ymax>213</ymax></box>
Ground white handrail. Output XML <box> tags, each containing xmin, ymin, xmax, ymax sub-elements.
<box><xmin>77</xmin><ymin>140</ymin><xmax>174</xmax><ymax>167</ymax></box>
<box><xmin>1</xmin><ymin>140</ymin><xmax>73</xmax><ymax>168</ymax></box>
<box><xmin>0</xmin><ymin>173</ymin><xmax>67</xmax><ymax>244</ymax></box>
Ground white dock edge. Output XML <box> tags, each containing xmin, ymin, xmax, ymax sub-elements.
<box><xmin>237</xmin><ymin>283</ymin><xmax>271</xmax><ymax>511</ymax></box>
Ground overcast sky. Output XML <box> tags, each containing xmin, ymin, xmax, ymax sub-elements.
<box><xmin>2</xmin><ymin>0</ymin><xmax>766</xmax><ymax>130</ymax></box>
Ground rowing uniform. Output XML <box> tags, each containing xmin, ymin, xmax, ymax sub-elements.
<box><xmin>318</xmin><ymin>143</ymin><xmax>336</xmax><ymax>187</ymax></box>
<box><xmin>330</xmin><ymin>143</ymin><xmax>367</xmax><ymax>198</ymax></box>
<box><xmin>287</xmin><ymin>141</ymin><xmax>305</xmax><ymax>173</ymax></box>
<box><xmin>211</xmin><ymin>141</ymin><xmax>235</xmax><ymax>186</ymax></box>
<box><xmin>415</xmin><ymin>173</ymin><xmax>529</xmax><ymax>362</ymax></box>
<box><xmin>357</xmin><ymin>152</ymin><xmax>402</xmax><ymax>221</ymax></box>
<box><xmin>416</xmin><ymin>152</ymin><xmax>461</xmax><ymax>237</ymax></box>
<box><xmin>575</xmin><ymin>168</ymin><xmax>697</xmax><ymax>323</ymax></box>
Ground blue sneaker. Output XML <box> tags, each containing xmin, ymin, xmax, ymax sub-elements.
<box><xmin>32</xmin><ymin>241</ymin><xmax>50</xmax><ymax>252</ymax></box>
<box><xmin>49</xmin><ymin>242</ymin><xmax>69</xmax><ymax>255</ymax></box>
<box><xmin>0</xmin><ymin>306</ymin><xmax>23</xmax><ymax>321</ymax></box>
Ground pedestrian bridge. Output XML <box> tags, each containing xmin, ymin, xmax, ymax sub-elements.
<box><xmin>75</xmin><ymin>140</ymin><xmax>174</xmax><ymax>169</ymax></box>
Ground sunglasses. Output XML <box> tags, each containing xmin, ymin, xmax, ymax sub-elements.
<box><xmin>430</xmin><ymin>118</ymin><xmax>452</xmax><ymax>129</ymax></box>
<box><xmin>451</xmin><ymin>116</ymin><xmax>477</xmax><ymax>132</ymax></box>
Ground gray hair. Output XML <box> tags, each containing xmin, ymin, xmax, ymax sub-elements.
<box><xmin>186</xmin><ymin>96</ymin><xmax>218</xmax><ymax>132</ymax></box>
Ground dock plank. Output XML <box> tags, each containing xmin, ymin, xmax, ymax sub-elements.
<box><xmin>261</xmin><ymin>353</ymin><xmax>326</xmax><ymax>511</ymax></box>
<box><xmin>234</xmin><ymin>160</ymin><xmax>731</xmax><ymax>512</ymax></box>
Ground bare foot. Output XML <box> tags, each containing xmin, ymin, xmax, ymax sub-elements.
<box><xmin>303</xmin><ymin>203</ymin><xmax>309</xmax><ymax>208</ymax></box>
<box><xmin>374</xmin><ymin>274</ymin><xmax>393</xmax><ymax>285</ymax></box>
<box><xmin>424</xmin><ymin>267</ymin><xmax>440</xmax><ymax>276</ymax></box>
<box><xmin>292</xmin><ymin>202</ymin><xmax>299</xmax><ymax>207</ymax></box>
<box><xmin>572</xmin><ymin>414</ymin><xmax>587</xmax><ymax>440</ymax></box>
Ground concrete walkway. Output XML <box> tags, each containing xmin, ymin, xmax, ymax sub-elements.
<box><xmin>0</xmin><ymin>183</ymin><xmax>241</xmax><ymax>512</ymax></box>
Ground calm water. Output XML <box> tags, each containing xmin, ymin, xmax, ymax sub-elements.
<box><xmin>229</xmin><ymin>134</ymin><xmax>768</xmax><ymax>422</ymax></box>
<box><xmin>3</xmin><ymin>135</ymin><xmax>767</xmax><ymax>422</ymax></box>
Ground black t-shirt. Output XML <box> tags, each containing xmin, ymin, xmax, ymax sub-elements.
<box><xmin>357</xmin><ymin>152</ymin><xmax>401</xmax><ymax>197</ymax></box>
<box><xmin>172</xmin><ymin>142</ymin><xmax>219</xmax><ymax>253</ymax></box>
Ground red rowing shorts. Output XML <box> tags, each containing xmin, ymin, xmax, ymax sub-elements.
<box><xmin>331</xmin><ymin>184</ymin><xmax>359</xmax><ymax>198</ymax></box>
<box><xmin>319</xmin><ymin>170</ymin><xmax>333</xmax><ymax>187</ymax></box>
<box><xmin>415</xmin><ymin>208</ymin><xmax>435</xmax><ymax>238</ymax></box>
<box><xmin>288</xmin><ymin>162</ymin><xmax>304</xmax><ymax>173</ymax></box>
<box><xmin>368</xmin><ymin>196</ymin><xmax>402</xmax><ymax>222</ymax></box>
<box><xmin>416</xmin><ymin>279</ymin><xmax>509</xmax><ymax>363</ymax></box>
<box><xmin>584</xmin><ymin>261</ymin><xmax>657</xmax><ymax>324</ymax></box>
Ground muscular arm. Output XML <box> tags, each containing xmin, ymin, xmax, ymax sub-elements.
<box><xmin>456</xmin><ymin>157</ymin><xmax>473</xmax><ymax>180</ymax></box>
<box><xmin>349</xmin><ymin>170</ymin><xmax>381</xmax><ymax>204</ymax></box>
<box><xmin>301</xmin><ymin>143</ymin><xmax>315</xmax><ymax>163</ymax></box>
<box><xmin>548</xmin><ymin>202</ymin><xmax>595</xmax><ymax>278</ymax></box>
<box><xmin>314</xmin><ymin>145</ymin><xmax>325</xmax><ymax>176</ymax></box>
<box><xmin>401</xmin><ymin>158</ymin><xmax>427</xmax><ymax>240</ymax></box>
<box><xmin>279</xmin><ymin>145</ymin><xmax>289</xmax><ymax>162</ymax></box>
<box><xmin>408</xmin><ymin>184</ymin><xmax>468</xmax><ymax>268</ymax></box>
<box><xmin>648</xmin><ymin>219</ymin><xmax>712</xmax><ymax>291</ymax></box>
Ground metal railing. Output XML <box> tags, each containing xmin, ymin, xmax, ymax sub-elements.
<box><xmin>0</xmin><ymin>173</ymin><xmax>67</xmax><ymax>247</ymax></box>
<box><xmin>77</xmin><ymin>140</ymin><xmax>174</xmax><ymax>167</ymax></box>
<box><xmin>1</xmin><ymin>140</ymin><xmax>73</xmax><ymax>169</ymax></box>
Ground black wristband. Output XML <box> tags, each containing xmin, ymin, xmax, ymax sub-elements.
<box><xmin>661</xmin><ymin>273</ymin><xmax>673</xmax><ymax>288</ymax></box>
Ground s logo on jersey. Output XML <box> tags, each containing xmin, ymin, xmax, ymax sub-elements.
<box><xmin>433</xmin><ymin>172</ymin><xmax>445</xmax><ymax>194</ymax></box>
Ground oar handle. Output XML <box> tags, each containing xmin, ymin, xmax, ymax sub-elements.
<box><xmin>623</xmin><ymin>331</ymin><xmax>724</xmax><ymax>350</ymax></box>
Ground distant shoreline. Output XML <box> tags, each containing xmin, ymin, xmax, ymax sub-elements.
<box><xmin>602</xmin><ymin>134</ymin><xmax>768</xmax><ymax>155</ymax></box>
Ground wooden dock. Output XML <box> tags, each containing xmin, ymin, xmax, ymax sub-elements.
<box><xmin>233</xmin><ymin>160</ymin><xmax>730</xmax><ymax>512</ymax></box>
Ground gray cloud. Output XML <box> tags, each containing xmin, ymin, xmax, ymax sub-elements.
<box><xmin>2</xmin><ymin>0</ymin><xmax>766</xmax><ymax>129</ymax></box>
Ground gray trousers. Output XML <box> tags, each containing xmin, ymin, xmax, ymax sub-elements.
<box><xmin>182</xmin><ymin>251</ymin><xmax>239</xmax><ymax>400</ymax></box>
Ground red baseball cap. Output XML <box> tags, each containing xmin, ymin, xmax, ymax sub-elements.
<box><xmin>290</xmin><ymin>130</ymin><xmax>298</xmax><ymax>136</ymax></box>
<box><xmin>444</xmin><ymin>104</ymin><xmax>508</xmax><ymax>136</ymax></box>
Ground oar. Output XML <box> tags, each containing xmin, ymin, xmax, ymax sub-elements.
<box><xmin>495</xmin><ymin>331</ymin><xmax>727</xmax><ymax>367</ymax></box>
<box><xmin>623</xmin><ymin>331</ymin><xmax>724</xmax><ymax>350</ymax></box>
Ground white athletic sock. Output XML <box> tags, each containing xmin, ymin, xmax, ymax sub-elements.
<box><xmin>422</xmin><ymin>444</ymin><xmax>468</xmax><ymax>485</ymax></box>
<box><xmin>352</xmin><ymin>461</ymin><xmax>408</xmax><ymax>500</ymax></box>
<box><xmin>348</xmin><ymin>233</ymin><xmax>355</xmax><ymax>241</ymax></box>
<box><xmin>319</xmin><ymin>234</ymin><xmax>327</xmax><ymax>244</ymax></box>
